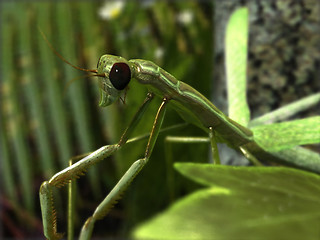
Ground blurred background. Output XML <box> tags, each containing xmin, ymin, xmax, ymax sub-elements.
<box><xmin>1</xmin><ymin>1</ymin><xmax>213</xmax><ymax>239</ymax></box>
<box><xmin>0</xmin><ymin>0</ymin><xmax>319</xmax><ymax>239</ymax></box>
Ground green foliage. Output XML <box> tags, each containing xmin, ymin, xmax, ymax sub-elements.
<box><xmin>133</xmin><ymin>163</ymin><xmax>320</xmax><ymax>239</ymax></box>
<box><xmin>252</xmin><ymin>116</ymin><xmax>320</xmax><ymax>152</ymax></box>
<box><xmin>132</xmin><ymin>6</ymin><xmax>320</xmax><ymax>240</ymax></box>
<box><xmin>225</xmin><ymin>7</ymin><xmax>250</xmax><ymax>126</ymax></box>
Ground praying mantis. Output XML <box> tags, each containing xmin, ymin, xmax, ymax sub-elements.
<box><xmin>39</xmin><ymin>53</ymin><xmax>320</xmax><ymax>240</ymax></box>
<box><xmin>39</xmin><ymin>8</ymin><xmax>320</xmax><ymax>240</ymax></box>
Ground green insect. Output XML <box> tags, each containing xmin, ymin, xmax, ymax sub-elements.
<box><xmin>39</xmin><ymin>52</ymin><xmax>319</xmax><ymax>240</ymax></box>
<box><xmin>38</xmin><ymin>7</ymin><xmax>320</xmax><ymax>239</ymax></box>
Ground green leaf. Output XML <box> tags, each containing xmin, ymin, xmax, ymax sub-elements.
<box><xmin>133</xmin><ymin>163</ymin><xmax>320</xmax><ymax>239</ymax></box>
<box><xmin>225</xmin><ymin>7</ymin><xmax>250</xmax><ymax>126</ymax></box>
<box><xmin>251</xmin><ymin>116</ymin><xmax>320</xmax><ymax>152</ymax></box>
<box><xmin>270</xmin><ymin>146</ymin><xmax>320</xmax><ymax>173</ymax></box>
<box><xmin>249</xmin><ymin>93</ymin><xmax>320</xmax><ymax>127</ymax></box>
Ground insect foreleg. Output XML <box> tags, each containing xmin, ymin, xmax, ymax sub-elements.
<box><xmin>39</xmin><ymin>93</ymin><xmax>154</xmax><ymax>240</ymax></box>
<box><xmin>79</xmin><ymin>98</ymin><xmax>169</xmax><ymax>240</ymax></box>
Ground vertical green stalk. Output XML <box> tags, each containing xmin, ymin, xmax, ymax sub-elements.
<box><xmin>36</xmin><ymin>2</ymin><xmax>73</xmax><ymax>169</ymax></box>
<box><xmin>2</xmin><ymin>3</ymin><xmax>34</xmax><ymax>213</ymax></box>
<box><xmin>68</xmin><ymin>159</ymin><xmax>76</xmax><ymax>240</ymax></box>
<box><xmin>17</xmin><ymin>3</ymin><xmax>56</xmax><ymax>181</ymax></box>
<box><xmin>0</xmin><ymin>4</ymin><xmax>17</xmax><ymax>204</ymax></box>
<box><xmin>55</xmin><ymin>2</ymin><xmax>100</xmax><ymax>196</ymax></box>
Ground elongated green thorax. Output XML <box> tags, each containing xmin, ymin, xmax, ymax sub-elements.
<box><xmin>129</xmin><ymin>59</ymin><xmax>253</xmax><ymax>147</ymax></box>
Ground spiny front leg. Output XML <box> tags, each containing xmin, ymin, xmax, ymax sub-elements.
<box><xmin>39</xmin><ymin>182</ymin><xmax>63</xmax><ymax>240</ymax></box>
<box><xmin>79</xmin><ymin>98</ymin><xmax>168</xmax><ymax>240</ymax></box>
<box><xmin>39</xmin><ymin>144</ymin><xmax>119</xmax><ymax>240</ymax></box>
<box><xmin>39</xmin><ymin>94</ymin><xmax>154</xmax><ymax>240</ymax></box>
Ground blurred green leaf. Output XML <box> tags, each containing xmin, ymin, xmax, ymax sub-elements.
<box><xmin>249</xmin><ymin>93</ymin><xmax>320</xmax><ymax>127</ymax></box>
<box><xmin>252</xmin><ymin>116</ymin><xmax>320</xmax><ymax>152</ymax></box>
<box><xmin>133</xmin><ymin>163</ymin><xmax>320</xmax><ymax>239</ymax></box>
<box><xmin>271</xmin><ymin>146</ymin><xmax>320</xmax><ymax>173</ymax></box>
<box><xmin>225</xmin><ymin>7</ymin><xmax>250</xmax><ymax>126</ymax></box>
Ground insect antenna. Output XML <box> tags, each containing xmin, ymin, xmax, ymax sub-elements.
<box><xmin>38</xmin><ymin>26</ymin><xmax>97</xmax><ymax>74</ymax></box>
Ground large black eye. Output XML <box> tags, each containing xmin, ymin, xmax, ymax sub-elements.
<box><xmin>109</xmin><ymin>62</ymin><xmax>131</xmax><ymax>90</ymax></box>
